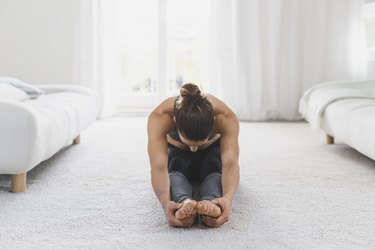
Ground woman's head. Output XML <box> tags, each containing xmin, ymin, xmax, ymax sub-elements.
<box><xmin>174</xmin><ymin>83</ymin><xmax>214</xmax><ymax>142</ymax></box>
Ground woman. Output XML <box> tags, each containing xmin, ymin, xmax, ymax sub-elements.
<box><xmin>147</xmin><ymin>83</ymin><xmax>240</xmax><ymax>228</ymax></box>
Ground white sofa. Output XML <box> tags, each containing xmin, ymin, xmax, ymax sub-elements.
<box><xmin>299</xmin><ymin>80</ymin><xmax>375</xmax><ymax>160</ymax></box>
<box><xmin>0</xmin><ymin>84</ymin><xmax>99</xmax><ymax>192</ymax></box>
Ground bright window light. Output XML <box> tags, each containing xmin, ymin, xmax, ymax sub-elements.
<box><xmin>363</xmin><ymin>2</ymin><xmax>375</xmax><ymax>61</ymax></box>
<box><xmin>167</xmin><ymin>0</ymin><xmax>210</xmax><ymax>95</ymax></box>
<box><xmin>113</xmin><ymin>0</ymin><xmax>210</xmax><ymax>100</ymax></box>
<box><xmin>114</xmin><ymin>0</ymin><xmax>159</xmax><ymax>94</ymax></box>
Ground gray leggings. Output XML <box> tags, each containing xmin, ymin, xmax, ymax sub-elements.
<box><xmin>168</xmin><ymin>140</ymin><xmax>222</xmax><ymax>203</ymax></box>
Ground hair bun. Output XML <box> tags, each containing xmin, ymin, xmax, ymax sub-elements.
<box><xmin>180</xmin><ymin>83</ymin><xmax>201</xmax><ymax>102</ymax></box>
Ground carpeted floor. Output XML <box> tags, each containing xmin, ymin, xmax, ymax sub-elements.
<box><xmin>1</xmin><ymin>117</ymin><xmax>375</xmax><ymax>249</ymax></box>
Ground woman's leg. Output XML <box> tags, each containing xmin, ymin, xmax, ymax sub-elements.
<box><xmin>197</xmin><ymin>141</ymin><xmax>222</xmax><ymax>218</ymax></box>
<box><xmin>169</xmin><ymin>171</ymin><xmax>193</xmax><ymax>203</ymax></box>
<box><xmin>199</xmin><ymin>173</ymin><xmax>222</xmax><ymax>201</ymax></box>
<box><xmin>168</xmin><ymin>145</ymin><xmax>194</xmax><ymax>202</ymax></box>
<box><xmin>168</xmin><ymin>145</ymin><xmax>197</xmax><ymax>220</ymax></box>
<box><xmin>198</xmin><ymin>141</ymin><xmax>222</xmax><ymax>200</ymax></box>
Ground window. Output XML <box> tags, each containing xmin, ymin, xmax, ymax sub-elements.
<box><xmin>113</xmin><ymin>0</ymin><xmax>210</xmax><ymax>111</ymax></box>
<box><xmin>363</xmin><ymin>1</ymin><xmax>375</xmax><ymax>61</ymax></box>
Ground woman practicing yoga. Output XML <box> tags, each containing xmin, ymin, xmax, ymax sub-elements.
<box><xmin>147</xmin><ymin>83</ymin><xmax>240</xmax><ymax>228</ymax></box>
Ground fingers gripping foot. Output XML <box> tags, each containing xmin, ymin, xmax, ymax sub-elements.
<box><xmin>197</xmin><ymin>200</ymin><xmax>222</xmax><ymax>218</ymax></box>
<box><xmin>175</xmin><ymin>199</ymin><xmax>198</xmax><ymax>220</ymax></box>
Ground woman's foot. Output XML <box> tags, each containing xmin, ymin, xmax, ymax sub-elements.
<box><xmin>175</xmin><ymin>199</ymin><xmax>198</xmax><ymax>220</ymax></box>
<box><xmin>197</xmin><ymin>200</ymin><xmax>221</xmax><ymax>218</ymax></box>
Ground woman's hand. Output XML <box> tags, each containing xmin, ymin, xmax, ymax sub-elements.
<box><xmin>164</xmin><ymin>201</ymin><xmax>195</xmax><ymax>227</ymax></box>
<box><xmin>201</xmin><ymin>197</ymin><xmax>231</xmax><ymax>228</ymax></box>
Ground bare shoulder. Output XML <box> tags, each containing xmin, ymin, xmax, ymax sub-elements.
<box><xmin>205</xmin><ymin>93</ymin><xmax>237</xmax><ymax>119</ymax></box>
<box><xmin>205</xmin><ymin>93</ymin><xmax>239</xmax><ymax>135</ymax></box>
<box><xmin>150</xmin><ymin>96</ymin><xmax>176</xmax><ymax>116</ymax></box>
<box><xmin>148</xmin><ymin>96</ymin><xmax>177</xmax><ymax>136</ymax></box>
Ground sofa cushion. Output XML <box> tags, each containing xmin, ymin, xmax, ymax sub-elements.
<box><xmin>24</xmin><ymin>90</ymin><xmax>98</xmax><ymax>165</ymax></box>
<box><xmin>0</xmin><ymin>83</ymin><xmax>29</xmax><ymax>101</ymax></box>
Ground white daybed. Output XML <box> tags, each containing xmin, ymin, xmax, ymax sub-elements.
<box><xmin>0</xmin><ymin>82</ymin><xmax>98</xmax><ymax>192</ymax></box>
<box><xmin>299</xmin><ymin>80</ymin><xmax>375</xmax><ymax>160</ymax></box>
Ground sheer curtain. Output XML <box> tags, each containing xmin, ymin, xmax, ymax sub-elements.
<box><xmin>73</xmin><ymin>0</ymin><xmax>117</xmax><ymax>118</ymax></box>
<box><xmin>209</xmin><ymin>0</ymin><xmax>367</xmax><ymax>121</ymax></box>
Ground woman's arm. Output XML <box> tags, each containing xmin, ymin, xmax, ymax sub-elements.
<box><xmin>220</xmin><ymin>112</ymin><xmax>240</xmax><ymax>201</ymax></box>
<box><xmin>203</xmin><ymin>95</ymin><xmax>240</xmax><ymax>228</ymax></box>
<box><xmin>147</xmin><ymin>111</ymin><xmax>173</xmax><ymax>208</ymax></box>
<box><xmin>147</xmin><ymin>98</ymin><xmax>194</xmax><ymax>227</ymax></box>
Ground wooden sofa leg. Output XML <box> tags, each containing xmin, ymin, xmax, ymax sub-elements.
<box><xmin>326</xmin><ymin>134</ymin><xmax>334</xmax><ymax>145</ymax></box>
<box><xmin>73</xmin><ymin>135</ymin><xmax>80</xmax><ymax>145</ymax></box>
<box><xmin>11</xmin><ymin>173</ymin><xmax>27</xmax><ymax>193</ymax></box>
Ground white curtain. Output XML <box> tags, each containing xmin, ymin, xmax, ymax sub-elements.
<box><xmin>73</xmin><ymin>0</ymin><xmax>117</xmax><ymax>118</ymax></box>
<box><xmin>209</xmin><ymin>0</ymin><xmax>367</xmax><ymax>121</ymax></box>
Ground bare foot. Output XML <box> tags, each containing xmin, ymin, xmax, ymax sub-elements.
<box><xmin>175</xmin><ymin>199</ymin><xmax>198</xmax><ymax>220</ymax></box>
<box><xmin>197</xmin><ymin>200</ymin><xmax>221</xmax><ymax>218</ymax></box>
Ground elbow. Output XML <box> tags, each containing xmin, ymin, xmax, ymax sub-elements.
<box><xmin>150</xmin><ymin>161</ymin><xmax>168</xmax><ymax>174</ymax></box>
<box><xmin>221</xmin><ymin>151</ymin><xmax>239</xmax><ymax>169</ymax></box>
<box><xmin>222</xmin><ymin>158</ymin><xmax>239</xmax><ymax>169</ymax></box>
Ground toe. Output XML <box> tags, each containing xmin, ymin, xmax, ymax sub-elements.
<box><xmin>197</xmin><ymin>202</ymin><xmax>202</xmax><ymax>209</ymax></box>
<box><xmin>204</xmin><ymin>203</ymin><xmax>209</xmax><ymax>212</ymax></box>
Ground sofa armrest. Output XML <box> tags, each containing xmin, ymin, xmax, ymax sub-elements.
<box><xmin>0</xmin><ymin>100</ymin><xmax>39</xmax><ymax>174</ymax></box>
<box><xmin>34</xmin><ymin>84</ymin><xmax>96</xmax><ymax>96</ymax></box>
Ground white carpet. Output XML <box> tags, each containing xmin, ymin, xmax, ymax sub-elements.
<box><xmin>1</xmin><ymin>117</ymin><xmax>375</xmax><ymax>249</ymax></box>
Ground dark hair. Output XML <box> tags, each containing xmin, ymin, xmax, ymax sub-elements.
<box><xmin>174</xmin><ymin>83</ymin><xmax>214</xmax><ymax>141</ymax></box>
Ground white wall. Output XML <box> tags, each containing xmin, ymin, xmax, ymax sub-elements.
<box><xmin>0</xmin><ymin>0</ymin><xmax>79</xmax><ymax>85</ymax></box>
